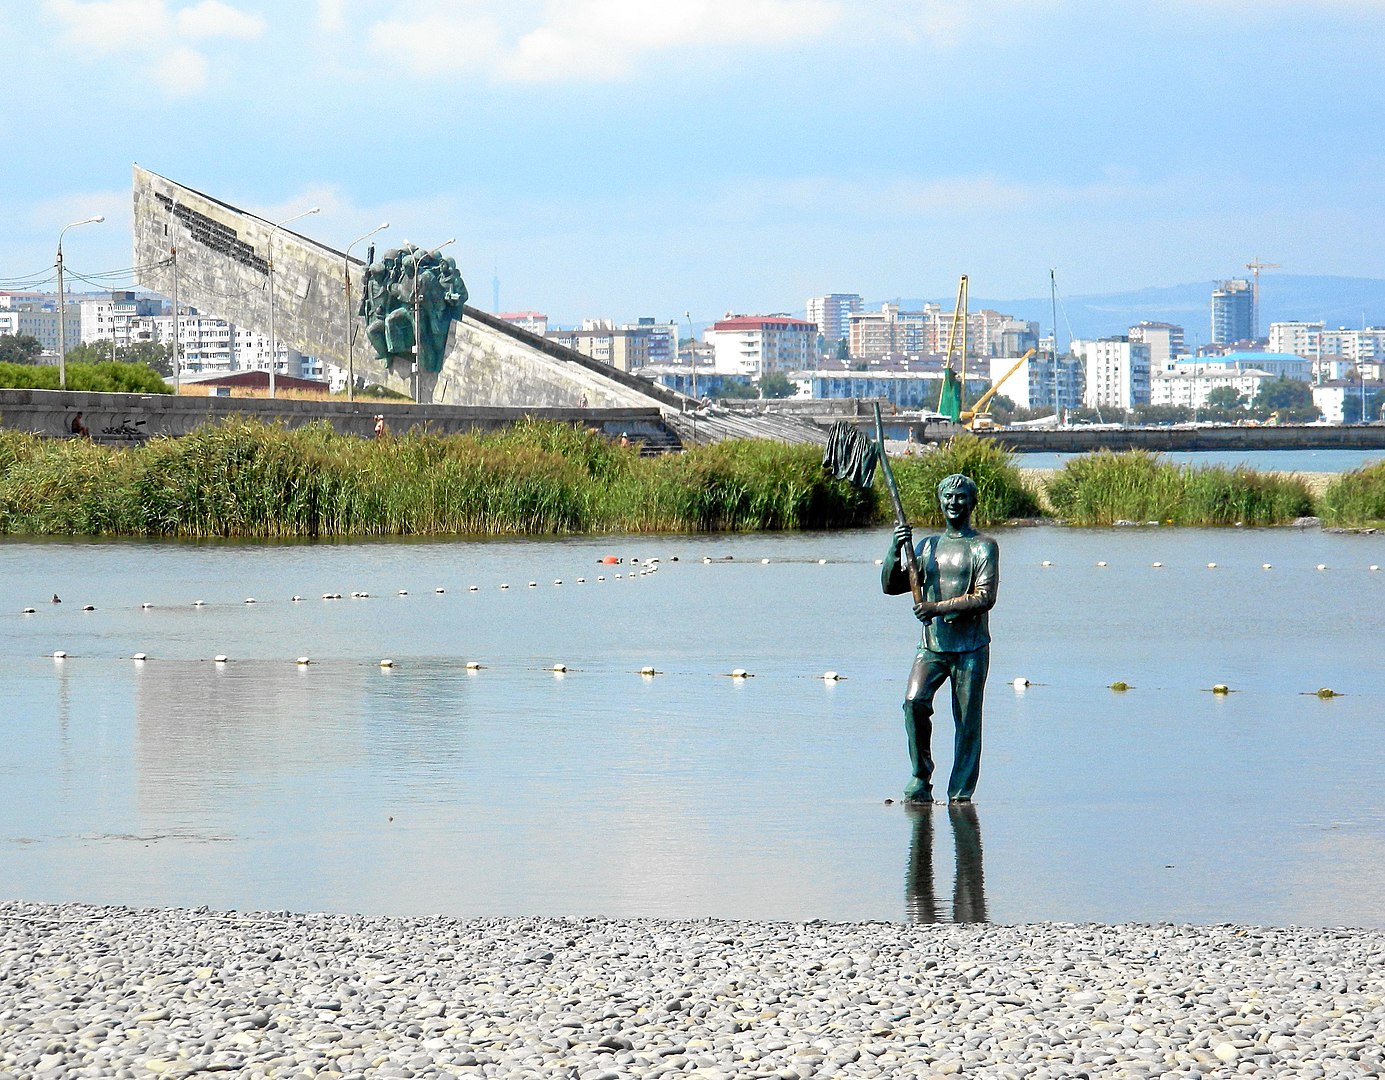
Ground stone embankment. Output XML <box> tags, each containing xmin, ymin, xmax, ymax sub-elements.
<box><xmin>2</xmin><ymin>901</ymin><xmax>1382</xmax><ymax>1078</ymax></box>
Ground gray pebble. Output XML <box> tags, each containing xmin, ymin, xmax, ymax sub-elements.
<box><xmin>0</xmin><ymin>902</ymin><xmax>1382</xmax><ymax>1078</ymax></box>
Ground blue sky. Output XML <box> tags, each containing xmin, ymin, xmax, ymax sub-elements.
<box><xmin>4</xmin><ymin>0</ymin><xmax>1385</xmax><ymax>327</ymax></box>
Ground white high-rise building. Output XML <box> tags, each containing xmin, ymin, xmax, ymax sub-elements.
<box><xmin>1129</xmin><ymin>322</ymin><xmax>1186</xmax><ymax>368</ymax></box>
<box><xmin>80</xmin><ymin>292</ymin><xmax>162</xmax><ymax>342</ymax></box>
<box><xmin>988</xmin><ymin>352</ymin><xmax>1082</xmax><ymax>412</ymax></box>
<box><xmin>1321</xmin><ymin>327</ymin><xmax>1385</xmax><ymax>364</ymax></box>
<box><xmin>1268</xmin><ymin>321</ymin><xmax>1324</xmax><ymax>362</ymax></box>
<box><xmin>805</xmin><ymin>293</ymin><xmax>862</xmax><ymax>348</ymax></box>
<box><xmin>0</xmin><ymin>302</ymin><xmax>81</xmax><ymax>356</ymax></box>
<box><xmin>708</xmin><ymin>315</ymin><xmax>815</xmax><ymax>378</ymax></box>
<box><xmin>848</xmin><ymin>304</ymin><xmax>932</xmax><ymax>359</ymax></box>
<box><xmin>1073</xmin><ymin>336</ymin><xmax>1150</xmax><ymax>410</ymax></box>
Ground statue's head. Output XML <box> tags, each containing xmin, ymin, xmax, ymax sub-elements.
<box><xmin>937</xmin><ymin>473</ymin><xmax>978</xmax><ymax>523</ymax></box>
<box><xmin>937</xmin><ymin>473</ymin><xmax>978</xmax><ymax>504</ymax></box>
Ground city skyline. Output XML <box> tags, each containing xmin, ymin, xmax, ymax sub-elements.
<box><xmin>5</xmin><ymin>1</ymin><xmax>1385</xmax><ymax>328</ymax></box>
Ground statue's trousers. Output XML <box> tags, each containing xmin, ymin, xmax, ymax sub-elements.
<box><xmin>903</xmin><ymin>646</ymin><xmax>988</xmax><ymax>801</ymax></box>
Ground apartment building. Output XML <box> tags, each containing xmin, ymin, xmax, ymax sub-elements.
<box><xmin>497</xmin><ymin>311</ymin><xmax>549</xmax><ymax>336</ymax></box>
<box><xmin>1151</xmin><ymin>363</ymin><xmax>1276</xmax><ymax>410</ymax></box>
<box><xmin>707</xmin><ymin>315</ymin><xmax>815</xmax><ymax>378</ymax></box>
<box><xmin>1320</xmin><ymin>327</ymin><xmax>1385</xmax><ymax>364</ymax></box>
<box><xmin>621</xmin><ymin>318</ymin><xmax>679</xmax><ymax>367</ymax></box>
<box><xmin>1268</xmin><ymin>321</ymin><xmax>1324</xmax><ymax>362</ymax></box>
<box><xmin>80</xmin><ymin>291</ymin><xmax>162</xmax><ymax>342</ymax></box>
<box><xmin>988</xmin><ymin>352</ymin><xmax>1083</xmax><ymax>412</ymax></box>
<box><xmin>847</xmin><ymin>304</ymin><xmax>932</xmax><ymax>359</ymax></box>
<box><xmin>1128</xmin><ymin>321</ymin><xmax>1186</xmax><ymax>367</ymax></box>
<box><xmin>805</xmin><ymin>293</ymin><xmax>863</xmax><ymax>347</ymax></box>
<box><xmin>1073</xmin><ymin>336</ymin><xmax>1151</xmax><ymax>409</ymax></box>
<box><xmin>1211</xmin><ymin>279</ymin><xmax>1254</xmax><ymax>345</ymax></box>
<box><xmin>0</xmin><ymin>298</ymin><xmax>81</xmax><ymax>355</ymax></box>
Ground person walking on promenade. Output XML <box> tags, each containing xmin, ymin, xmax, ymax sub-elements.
<box><xmin>883</xmin><ymin>473</ymin><xmax>999</xmax><ymax>804</ymax></box>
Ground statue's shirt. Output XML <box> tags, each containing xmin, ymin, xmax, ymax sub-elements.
<box><xmin>913</xmin><ymin>530</ymin><xmax>1000</xmax><ymax>653</ymax></box>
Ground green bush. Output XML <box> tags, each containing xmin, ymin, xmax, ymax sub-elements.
<box><xmin>1319</xmin><ymin>462</ymin><xmax>1385</xmax><ymax>527</ymax></box>
<box><xmin>1046</xmin><ymin>450</ymin><xmax>1312</xmax><ymax>525</ymax></box>
<box><xmin>0</xmin><ymin>361</ymin><xmax>171</xmax><ymax>394</ymax></box>
<box><xmin>889</xmin><ymin>436</ymin><xmax>1042</xmax><ymax>527</ymax></box>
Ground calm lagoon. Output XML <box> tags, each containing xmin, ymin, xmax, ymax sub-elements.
<box><xmin>3</xmin><ymin>525</ymin><xmax>1383</xmax><ymax>927</ymax></box>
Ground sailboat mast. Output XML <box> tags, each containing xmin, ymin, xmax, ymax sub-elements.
<box><xmin>1050</xmin><ymin>269</ymin><xmax>1061</xmax><ymax>425</ymax></box>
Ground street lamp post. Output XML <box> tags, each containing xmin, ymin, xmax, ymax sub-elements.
<box><xmin>168</xmin><ymin>196</ymin><xmax>180</xmax><ymax>392</ymax></box>
<box><xmin>55</xmin><ymin>215</ymin><xmax>104</xmax><ymax>390</ymax></box>
<box><xmin>408</xmin><ymin>238</ymin><xmax>455</xmax><ymax>403</ymax></box>
<box><xmin>344</xmin><ymin>223</ymin><xmax>388</xmax><ymax>403</ymax></box>
<box><xmin>266</xmin><ymin>206</ymin><xmax>320</xmax><ymax>398</ymax></box>
<box><xmin>685</xmin><ymin>310</ymin><xmax>696</xmax><ymax>442</ymax></box>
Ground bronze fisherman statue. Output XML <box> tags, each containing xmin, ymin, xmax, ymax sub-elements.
<box><xmin>883</xmin><ymin>473</ymin><xmax>999</xmax><ymax>804</ymax></box>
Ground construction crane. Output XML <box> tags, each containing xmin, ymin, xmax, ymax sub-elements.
<box><xmin>1245</xmin><ymin>258</ymin><xmax>1282</xmax><ymax>340</ymax></box>
<box><xmin>937</xmin><ymin>275</ymin><xmax>969</xmax><ymax>422</ymax></box>
<box><xmin>962</xmin><ymin>348</ymin><xmax>1036</xmax><ymax>430</ymax></box>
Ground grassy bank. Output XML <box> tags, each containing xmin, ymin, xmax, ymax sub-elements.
<box><xmin>0</xmin><ymin>419</ymin><xmax>884</xmax><ymax>538</ymax></box>
<box><xmin>1044</xmin><ymin>450</ymin><xmax>1314</xmax><ymax>526</ymax></box>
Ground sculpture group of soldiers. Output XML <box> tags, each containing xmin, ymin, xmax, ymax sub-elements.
<box><xmin>358</xmin><ymin>244</ymin><xmax>468</xmax><ymax>374</ymax></box>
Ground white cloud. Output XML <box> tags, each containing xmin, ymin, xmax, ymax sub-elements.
<box><xmin>176</xmin><ymin>0</ymin><xmax>266</xmax><ymax>39</ymax></box>
<box><xmin>369</xmin><ymin>0</ymin><xmax>843</xmax><ymax>82</ymax></box>
<box><xmin>46</xmin><ymin>0</ymin><xmax>171</xmax><ymax>53</ymax></box>
<box><xmin>45</xmin><ymin>0</ymin><xmax>264</xmax><ymax>95</ymax></box>
<box><xmin>317</xmin><ymin>0</ymin><xmax>345</xmax><ymax>33</ymax></box>
<box><xmin>153</xmin><ymin>45</ymin><xmax>210</xmax><ymax>94</ymax></box>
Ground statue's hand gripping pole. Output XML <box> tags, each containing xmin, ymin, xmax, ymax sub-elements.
<box><xmin>874</xmin><ymin>403</ymin><xmax>924</xmax><ymax>608</ymax></box>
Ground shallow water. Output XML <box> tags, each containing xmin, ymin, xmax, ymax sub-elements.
<box><xmin>1012</xmin><ymin>447</ymin><xmax>1385</xmax><ymax>472</ymax></box>
<box><xmin>3</xmin><ymin>527</ymin><xmax>1383</xmax><ymax>927</ymax></box>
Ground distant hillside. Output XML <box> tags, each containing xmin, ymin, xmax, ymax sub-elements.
<box><xmin>879</xmin><ymin>275</ymin><xmax>1385</xmax><ymax>346</ymax></box>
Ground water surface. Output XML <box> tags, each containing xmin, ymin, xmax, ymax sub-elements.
<box><xmin>3</xmin><ymin>527</ymin><xmax>1383</xmax><ymax>927</ymax></box>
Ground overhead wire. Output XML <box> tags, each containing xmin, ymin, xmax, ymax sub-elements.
<box><xmin>0</xmin><ymin>266</ymin><xmax>60</xmax><ymax>290</ymax></box>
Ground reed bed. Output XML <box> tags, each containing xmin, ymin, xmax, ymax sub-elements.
<box><xmin>1045</xmin><ymin>450</ymin><xmax>1313</xmax><ymax>526</ymax></box>
<box><xmin>0</xmin><ymin>419</ymin><xmax>876</xmax><ymax>538</ymax></box>
<box><xmin>0</xmin><ymin>424</ymin><xmax>1328</xmax><ymax>537</ymax></box>
<box><xmin>1318</xmin><ymin>462</ymin><xmax>1385</xmax><ymax>527</ymax></box>
<box><xmin>889</xmin><ymin>436</ymin><xmax>1043</xmax><ymax>528</ymax></box>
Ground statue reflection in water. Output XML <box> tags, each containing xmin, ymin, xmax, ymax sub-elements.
<box><xmin>905</xmin><ymin>802</ymin><xmax>988</xmax><ymax>923</ymax></box>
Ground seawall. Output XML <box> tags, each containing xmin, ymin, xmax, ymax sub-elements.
<box><xmin>0</xmin><ymin>388</ymin><xmax>671</xmax><ymax>444</ymax></box>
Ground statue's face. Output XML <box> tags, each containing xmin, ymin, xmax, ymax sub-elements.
<box><xmin>939</xmin><ymin>486</ymin><xmax>975</xmax><ymax>525</ymax></box>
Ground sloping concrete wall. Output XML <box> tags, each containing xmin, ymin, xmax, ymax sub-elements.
<box><xmin>132</xmin><ymin>166</ymin><xmax>682</xmax><ymax>412</ymax></box>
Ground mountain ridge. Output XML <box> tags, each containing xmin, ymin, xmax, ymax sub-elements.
<box><xmin>870</xmin><ymin>274</ymin><xmax>1385</xmax><ymax>345</ymax></box>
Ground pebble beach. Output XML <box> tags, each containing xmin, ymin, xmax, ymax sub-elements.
<box><xmin>2</xmin><ymin>902</ymin><xmax>1383</xmax><ymax>1079</ymax></box>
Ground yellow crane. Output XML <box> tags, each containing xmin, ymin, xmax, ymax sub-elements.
<box><xmin>961</xmin><ymin>348</ymin><xmax>1036</xmax><ymax>429</ymax></box>
<box><xmin>1245</xmin><ymin>258</ymin><xmax>1281</xmax><ymax>340</ymax></box>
